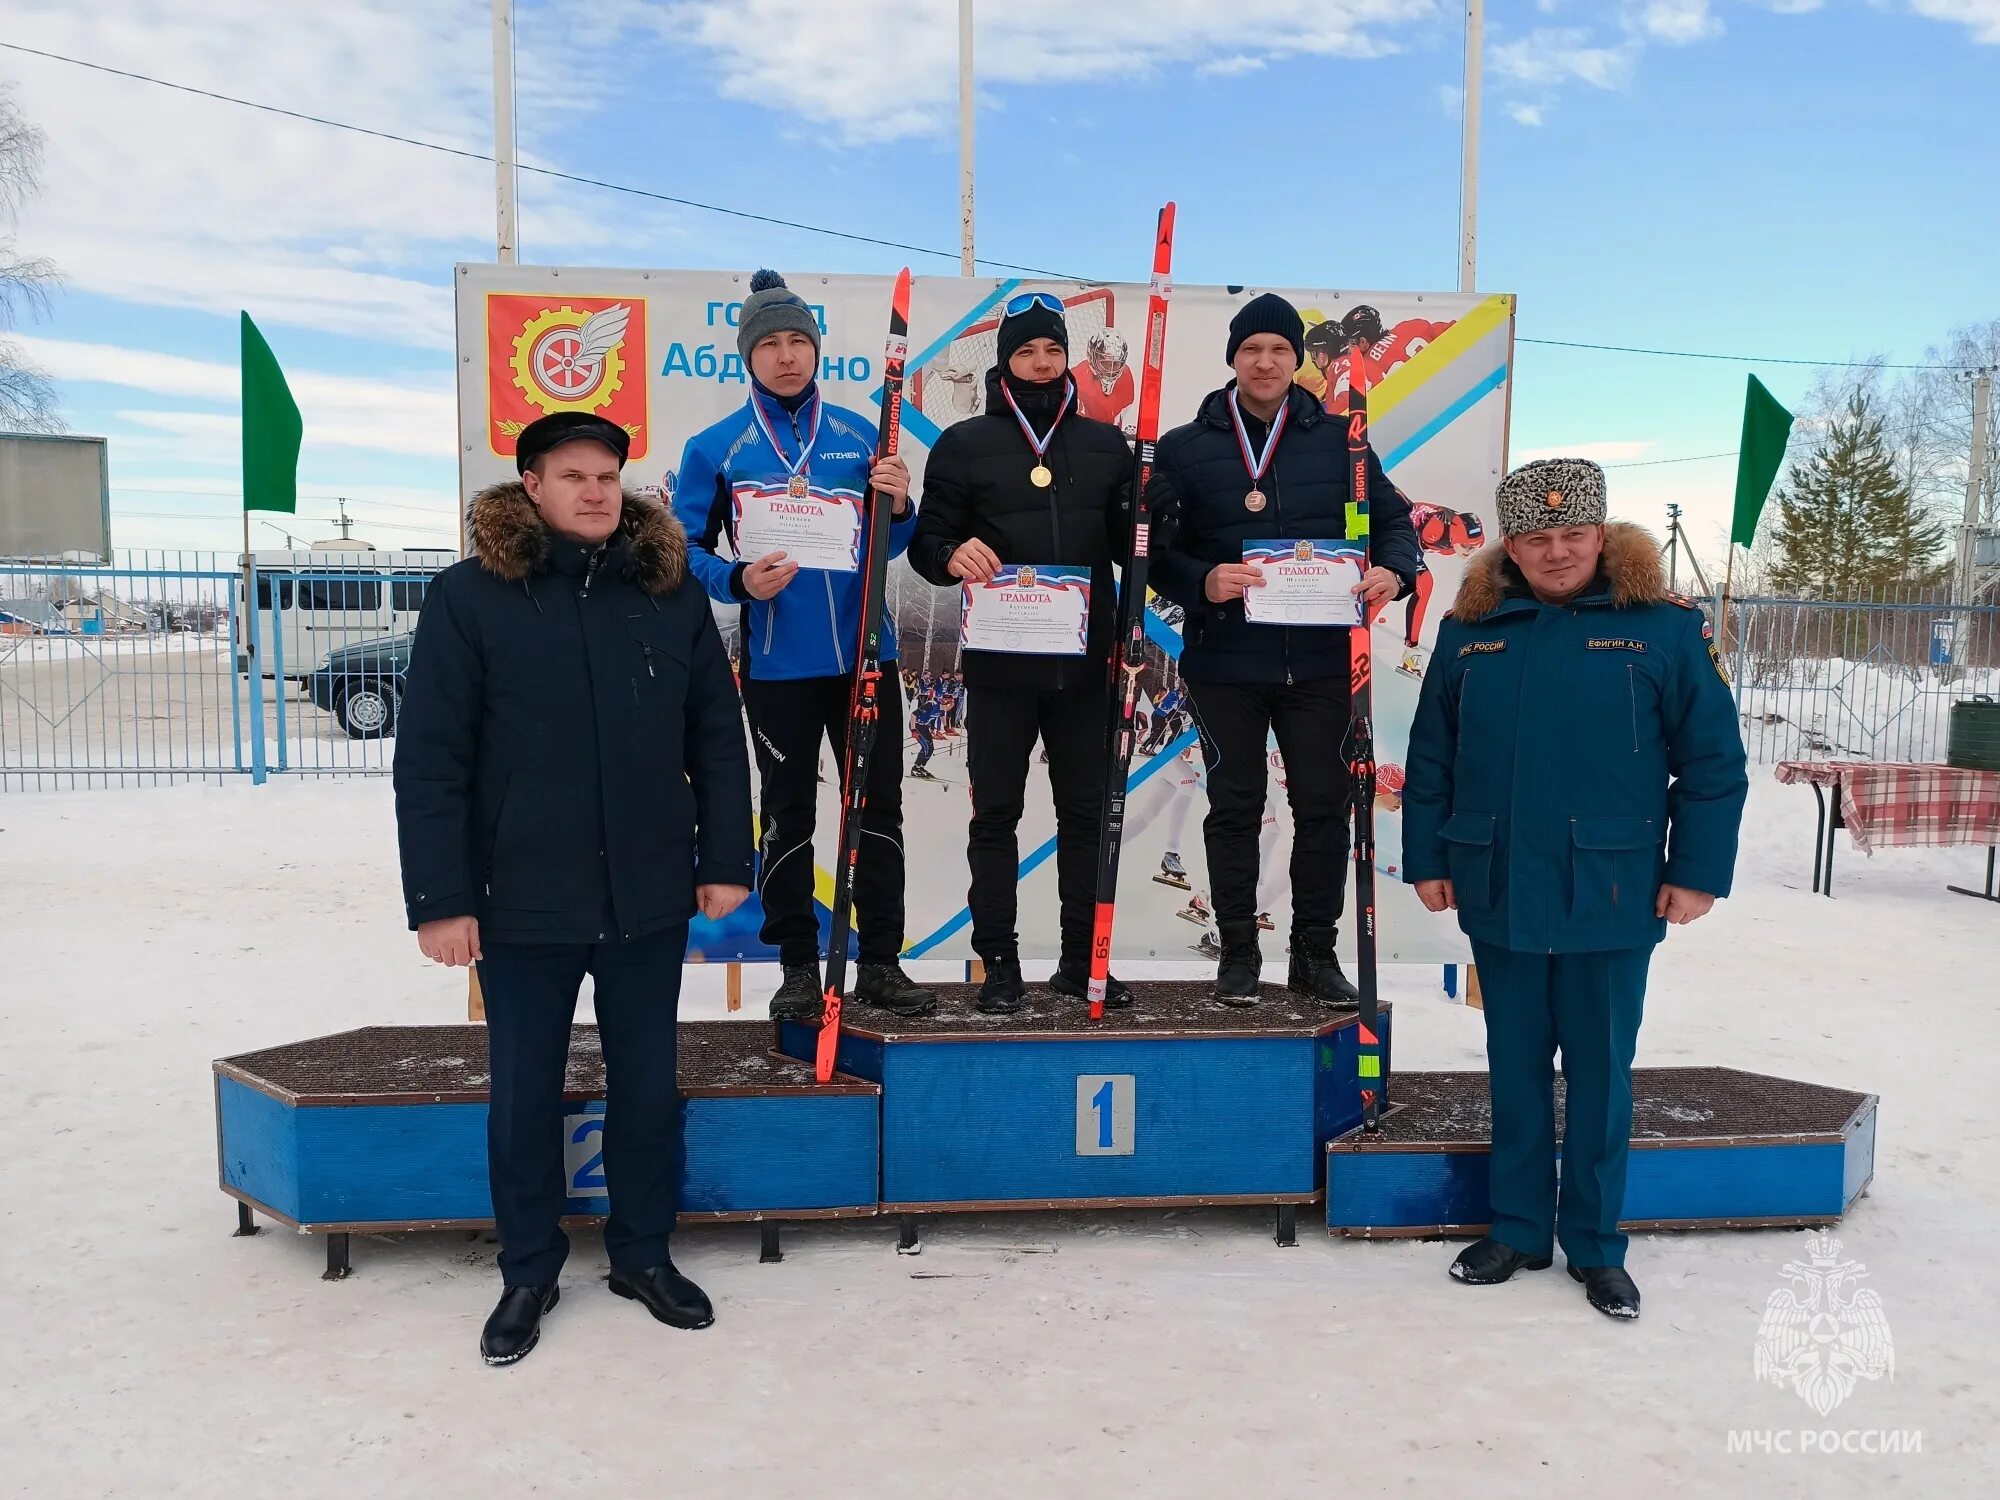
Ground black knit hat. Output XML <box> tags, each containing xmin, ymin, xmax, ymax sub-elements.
<box><xmin>1227</xmin><ymin>293</ymin><xmax>1305</xmax><ymax>365</ymax></box>
<box><xmin>996</xmin><ymin>298</ymin><xmax>1069</xmax><ymax>367</ymax></box>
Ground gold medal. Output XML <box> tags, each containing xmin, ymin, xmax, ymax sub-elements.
<box><xmin>1245</xmin><ymin>488</ymin><xmax>1267</xmax><ymax>513</ymax></box>
<box><xmin>1031</xmin><ymin>464</ymin><xmax>1053</xmax><ymax>489</ymax></box>
<box><xmin>787</xmin><ymin>474</ymin><xmax>810</xmax><ymax>499</ymax></box>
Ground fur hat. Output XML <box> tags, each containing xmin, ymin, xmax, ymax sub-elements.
<box><xmin>1495</xmin><ymin>457</ymin><xmax>1608</xmax><ymax>537</ymax></box>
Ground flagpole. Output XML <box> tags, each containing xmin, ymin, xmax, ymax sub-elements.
<box><xmin>1717</xmin><ymin>544</ymin><xmax>1736</xmax><ymax>659</ymax></box>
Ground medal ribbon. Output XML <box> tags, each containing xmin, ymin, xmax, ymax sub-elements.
<box><xmin>999</xmin><ymin>378</ymin><xmax>1074</xmax><ymax>465</ymax></box>
<box><xmin>747</xmin><ymin>388</ymin><xmax>822</xmax><ymax>488</ymax></box>
<box><xmin>1228</xmin><ymin>388</ymin><xmax>1289</xmax><ymax>490</ymax></box>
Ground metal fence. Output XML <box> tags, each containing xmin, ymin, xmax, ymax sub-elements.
<box><xmin>1</xmin><ymin>551</ymin><xmax>443</xmax><ymax>789</ymax></box>
<box><xmin>8</xmin><ymin>556</ymin><xmax>1999</xmax><ymax>789</ymax></box>
<box><xmin>1713</xmin><ymin>590</ymin><xmax>2000</xmax><ymax>765</ymax></box>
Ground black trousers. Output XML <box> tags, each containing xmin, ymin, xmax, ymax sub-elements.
<box><xmin>966</xmin><ymin>683</ymin><xmax>1105</xmax><ymax>964</ymax></box>
<box><xmin>741</xmin><ymin>670</ymin><xmax>906</xmax><ymax>966</ymax></box>
<box><xmin>477</xmin><ymin>923</ymin><xmax>687</xmax><ymax>1287</ymax></box>
<box><xmin>1186</xmin><ymin>677</ymin><xmax>1353</xmax><ymax>930</ymax></box>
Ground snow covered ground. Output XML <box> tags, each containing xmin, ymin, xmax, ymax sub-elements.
<box><xmin>1</xmin><ymin>776</ymin><xmax>1993</xmax><ymax>1496</ymax></box>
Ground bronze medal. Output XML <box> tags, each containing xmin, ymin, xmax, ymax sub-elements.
<box><xmin>1031</xmin><ymin>464</ymin><xmax>1054</xmax><ymax>489</ymax></box>
<box><xmin>1244</xmin><ymin>488</ymin><xmax>1267</xmax><ymax>513</ymax></box>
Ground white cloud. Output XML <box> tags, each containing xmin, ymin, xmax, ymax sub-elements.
<box><xmin>1635</xmin><ymin>1</ymin><xmax>1724</xmax><ymax>43</ymax></box>
<box><xmin>1490</xmin><ymin>29</ymin><xmax>1638</xmax><ymax>89</ymax></box>
<box><xmin>636</xmin><ymin>1</ymin><xmax>1444</xmax><ymax>145</ymax></box>
<box><xmin>1756</xmin><ymin>0</ymin><xmax>1825</xmax><ymax>13</ymax></box>
<box><xmin>1198</xmin><ymin>55</ymin><xmax>1269</xmax><ymax>77</ymax></box>
<box><xmin>1510</xmin><ymin>103</ymin><xmax>1547</xmax><ymax>125</ymax></box>
<box><xmin>18</xmin><ymin>336</ymin><xmax>455</xmax><ymax>460</ymax></box>
<box><xmin>2</xmin><ymin>2</ymin><xmax>688</xmax><ymax>351</ymax></box>
<box><xmin>1437</xmin><ymin>82</ymin><xmax>1465</xmax><ymax>114</ymax></box>
<box><xmin>1907</xmin><ymin>1</ymin><xmax>2000</xmax><ymax>43</ymax></box>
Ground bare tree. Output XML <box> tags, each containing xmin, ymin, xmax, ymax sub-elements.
<box><xmin>0</xmin><ymin>85</ymin><xmax>62</xmax><ymax>433</ymax></box>
<box><xmin>1901</xmin><ymin>320</ymin><xmax>2000</xmax><ymax>533</ymax></box>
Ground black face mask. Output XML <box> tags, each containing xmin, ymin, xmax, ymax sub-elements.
<box><xmin>1000</xmin><ymin>368</ymin><xmax>1070</xmax><ymax>424</ymax></box>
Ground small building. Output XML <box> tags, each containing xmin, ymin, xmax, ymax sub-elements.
<box><xmin>0</xmin><ymin>596</ymin><xmax>66</xmax><ymax>635</ymax></box>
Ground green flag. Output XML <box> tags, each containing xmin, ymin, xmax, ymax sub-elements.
<box><xmin>1730</xmin><ymin>374</ymin><xmax>1793</xmax><ymax>548</ymax></box>
<box><xmin>241</xmin><ymin>311</ymin><xmax>301</xmax><ymax>515</ymax></box>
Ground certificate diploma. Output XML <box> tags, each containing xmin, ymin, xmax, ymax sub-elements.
<box><xmin>1241</xmin><ymin>539</ymin><xmax>1365</xmax><ymax>627</ymax></box>
<box><xmin>732</xmin><ymin>483</ymin><xmax>863</xmax><ymax>573</ymax></box>
<box><xmin>959</xmin><ymin>564</ymin><xmax>1091</xmax><ymax>656</ymax></box>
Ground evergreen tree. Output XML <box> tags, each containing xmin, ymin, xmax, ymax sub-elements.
<box><xmin>1768</xmin><ymin>391</ymin><xmax>1947</xmax><ymax>597</ymax></box>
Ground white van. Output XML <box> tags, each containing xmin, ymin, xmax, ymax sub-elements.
<box><xmin>236</xmin><ymin>548</ymin><xmax>456</xmax><ymax>679</ymax></box>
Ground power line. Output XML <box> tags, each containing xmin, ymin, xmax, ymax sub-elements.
<box><xmin>1518</xmin><ymin>337</ymin><xmax>1970</xmax><ymax>373</ymax></box>
<box><xmin>0</xmin><ymin>41</ymin><xmax>1081</xmax><ymax>281</ymax></box>
<box><xmin>12</xmin><ymin>40</ymin><xmax>1985</xmax><ymax>376</ymax></box>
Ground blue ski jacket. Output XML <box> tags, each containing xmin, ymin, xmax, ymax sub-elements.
<box><xmin>673</xmin><ymin>387</ymin><xmax>915</xmax><ymax>681</ymax></box>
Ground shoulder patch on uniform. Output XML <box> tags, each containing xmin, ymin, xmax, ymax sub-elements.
<box><xmin>1458</xmin><ymin>639</ymin><xmax>1506</xmax><ymax>657</ymax></box>
<box><xmin>1701</xmin><ymin>617</ymin><xmax>1715</xmax><ymax>641</ymax></box>
<box><xmin>1586</xmin><ymin>638</ymin><xmax>1648</xmax><ymax>653</ymax></box>
<box><xmin>1665</xmin><ymin>591</ymin><xmax>1699</xmax><ymax>610</ymax></box>
<box><xmin>1708</xmin><ymin>639</ymin><xmax>1729</xmax><ymax>683</ymax></box>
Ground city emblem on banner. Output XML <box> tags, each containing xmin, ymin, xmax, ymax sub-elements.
<box><xmin>486</xmin><ymin>295</ymin><xmax>649</xmax><ymax>460</ymax></box>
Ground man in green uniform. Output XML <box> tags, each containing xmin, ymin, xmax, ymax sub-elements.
<box><xmin>1401</xmin><ymin>458</ymin><xmax>1748</xmax><ymax>1320</ymax></box>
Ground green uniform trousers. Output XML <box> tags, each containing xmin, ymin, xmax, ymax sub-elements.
<box><xmin>1471</xmin><ymin>941</ymin><xmax>1653</xmax><ymax>1268</ymax></box>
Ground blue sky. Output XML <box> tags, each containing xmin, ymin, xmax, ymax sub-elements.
<box><xmin>3</xmin><ymin>0</ymin><xmax>1995</xmax><ymax>562</ymax></box>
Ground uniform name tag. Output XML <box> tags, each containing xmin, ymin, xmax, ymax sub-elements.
<box><xmin>1586</xmin><ymin>638</ymin><xmax>1648</xmax><ymax>653</ymax></box>
<box><xmin>1458</xmin><ymin>639</ymin><xmax>1507</xmax><ymax>657</ymax></box>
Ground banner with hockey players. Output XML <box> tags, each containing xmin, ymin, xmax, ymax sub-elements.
<box><xmin>456</xmin><ymin>266</ymin><xmax>1514</xmax><ymax>966</ymax></box>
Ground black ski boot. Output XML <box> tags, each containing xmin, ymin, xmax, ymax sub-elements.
<box><xmin>1049</xmin><ymin>961</ymin><xmax>1133</xmax><ymax>1010</ymax></box>
<box><xmin>1213</xmin><ymin>921</ymin><xmax>1262</xmax><ymax>1008</ymax></box>
<box><xmin>767</xmin><ymin>962</ymin><xmax>822</xmax><ymax>1023</ymax></box>
<box><xmin>1288</xmin><ymin>926</ymin><xmax>1359</xmax><ymax>1005</ymax></box>
<box><xmin>853</xmin><ymin>962</ymin><xmax>938</xmax><ymax>1017</ymax></box>
<box><xmin>977</xmin><ymin>956</ymin><xmax>1025</xmax><ymax>1015</ymax></box>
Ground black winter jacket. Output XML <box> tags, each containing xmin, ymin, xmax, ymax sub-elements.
<box><xmin>393</xmin><ymin>483</ymin><xmax>755</xmax><ymax>945</ymax></box>
<box><xmin>1148</xmin><ymin>383</ymin><xmax>1422</xmax><ymax>686</ymax></box>
<box><xmin>908</xmin><ymin>369</ymin><xmax>1133</xmax><ymax>690</ymax></box>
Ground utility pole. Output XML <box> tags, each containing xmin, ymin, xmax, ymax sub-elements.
<box><xmin>1665</xmin><ymin>502</ymin><xmax>1682</xmax><ymax>592</ymax></box>
<box><xmin>958</xmin><ymin>0</ymin><xmax>976</xmax><ymax>277</ymax></box>
<box><xmin>1458</xmin><ymin>0</ymin><xmax>1482</xmax><ymax>293</ymax></box>
<box><xmin>1957</xmin><ymin>368</ymin><xmax>1993</xmax><ymax>605</ymax></box>
<box><xmin>493</xmin><ymin>0</ymin><xmax>519</xmax><ymax>264</ymax></box>
<box><xmin>331</xmin><ymin>498</ymin><xmax>356</xmax><ymax>542</ymax></box>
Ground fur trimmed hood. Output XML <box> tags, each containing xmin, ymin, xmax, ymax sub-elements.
<box><xmin>466</xmin><ymin>481</ymin><xmax>688</xmax><ymax>595</ymax></box>
<box><xmin>1450</xmin><ymin>521</ymin><xmax>1668</xmax><ymax>623</ymax></box>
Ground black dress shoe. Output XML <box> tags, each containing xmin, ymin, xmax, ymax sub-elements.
<box><xmin>609</xmin><ymin>1260</ymin><xmax>715</xmax><ymax>1330</ymax></box>
<box><xmin>1448</xmin><ymin>1237</ymin><xmax>1554</xmax><ymax>1285</ymax></box>
<box><xmin>480</xmin><ymin>1283</ymin><xmax>559</xmax><ymax>1366</ymax></box>
<box><xmin>1569</xmin><ymin>1263</ymin><xmax>1642</xmax><ymax>1320</ymax></box>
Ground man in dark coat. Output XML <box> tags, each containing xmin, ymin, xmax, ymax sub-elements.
<box><xmin>1149</xmin><ymin>293</ymin><xmax>1422</xmax><ymax>1006</ymax></box>
<box><xmin>1402</xmin><ymin>458</ymin><xmax>1748</xmax><ymax>1320</ymax></box>
<box><xmin>394</xmin><ymin>411</ymin><xmax>755</xmax><ymax>1365</ymax></box>
<box><xmin>907</xmin><ymin>294</ymin><xmax>1134</xmax><ymax>1012</ymax></box>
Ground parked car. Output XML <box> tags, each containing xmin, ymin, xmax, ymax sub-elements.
<box><xmin>308</xmin><ymin>633</ymin><xmax>409</xmax><ymax>739</ymax></box>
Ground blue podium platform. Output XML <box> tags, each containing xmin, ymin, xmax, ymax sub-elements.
<box><xmin>215</xmin><ymin>1022</ymin><xmax>880</xmax><ymax>1277</ymax></box>
<box><xmin>1325</xmin><ymin>1067</ymin><xmax>1877</xmax><ymax>1237</ymax></box>
<box><xmin>778</xmin><ymin>980</ymin><xmax>1390</xmax><ymax>1245</ymax></box>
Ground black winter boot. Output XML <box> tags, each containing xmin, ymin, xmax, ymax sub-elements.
<box><xmin>854</xmin><ymin>962</ymin><xmax>939</xmax><ymax>1017</ymax></box>
<box><xmin>1288</xmin><ymin>926</ymin><xmax>1359</xmax><ymax>1005</ymax></box>
<box><xmin>1213</xmin><ymin>921</ymin><xmax>1262</xmax><ymax>1008</ymax></box>
<box><xmin>977</xmin><ymin>956</ymin><xmax>1025</xmax><ymax>1015</ymax></box>
<box><xmin>767</xmin><ymin>962</ymin><xmax>822</xmax><ymax>1022</ymax></box>
<box><xmin>1049</xmin><ymin>961</ymin><xmax>1133</xmax><ymax>1009</ymax></box>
